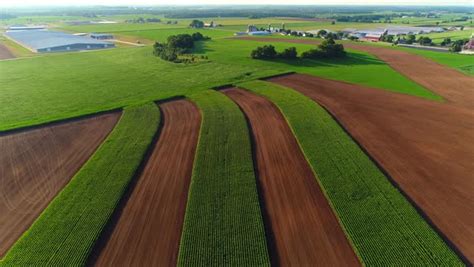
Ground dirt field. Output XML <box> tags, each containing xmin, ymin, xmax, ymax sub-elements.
<box><xmin>223</xmin><ymin>88</ymin><xmax>360</xmax><ymax>266</ymax></box>
<box><xmin>0</xmin><ymin>43</ymin><xmax>15</xmax><ymax>60</ymax></box>
<box><xmin>237</xmin><ymin>37</ymin><xmax>474</xmax><ymax>109</ymax></box>
<box><xmin>92</xmin><ymin>100</ymin><xmax>201</xmax><ymax>267</ymax></box>
<box><xmin>0</xmin><ymin>112</ymin><xmax>120</xmax><ymax>257</ymax></box>
<box><xmin>270</xmin><ymin>74</ymin><xmax>474</xmax><ymax>264</ymax></box>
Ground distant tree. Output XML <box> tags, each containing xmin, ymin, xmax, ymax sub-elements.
<box><xmin>250</xmin><ymin>45</ymin><xmax>277</xmax><ymax>59</ymax></box>
<box><xmin>167</xmin><ymin>34</ymin><xmax>195</xmax><ymax>52</ymax></box>
<box><xmin>406</xmin><ymin>34</ymin><xmax>416</xmax><ymax>44</ymax></box>
<box><xmin>450</xmin><ymin>42</ymin><xmax>462</xmax><ymax>52</ymax></box>
<box><xmin>418</xmin><ymin>36</ymin><xmax>432</xmax><ymax>46</ymax></box>
<box><xmin>331</xmin><ymin>21</ymin><xmax>336</xmax><ymax>25</ymax></box>
<box><xmin>189</xmin><ymin>19</ymin><xmax>204</xmax><ymax>28</ymax></box>
<box><xmin>278</xmin><ymin>47</ymin><xmax>298</xmax><ymax>59</ymax></box>
<box><xmin>440</xmin><ymin>37</ymin><xmax>452</xmax><ymax>46</ymax></box>
<box><xmin>301</xmin><ymin>37</ymin><xmax>346</xmax><ymax>59</ymax></box>
<box><xmin>317</xmin><ymin>29</ymin><xmax>327</xmax><ymax>37</ymax></box>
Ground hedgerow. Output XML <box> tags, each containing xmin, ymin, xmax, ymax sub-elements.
<box><xmin>1</xmin><ymin>103</ymin><xmax>160</xmax><ymax>266</ymax></box>
<box><xmin>238</xmin><ymin>80</ymin><xmax>462</xmax><ymax>266</ymax></box>
<box><xmin>178</xmin><ymin>90</ymin><xmax>270</xmax><ymax>266</ymax></box>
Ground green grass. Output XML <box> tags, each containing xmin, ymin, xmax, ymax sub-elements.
<box><xmin>1</xmin><ymin>30</ymin><xmax>436</xmax><ymax>132</ymax></box>
<box><xmin>420</xmin><ymin>30</ymin><xmax>473</xmax><ymax>44</ymax></box>
<box><xmin>117</xmin><ymin>28</ymin><xmax>234</xmax><ymax>41</ymax></box>
<box><xmin>178</xmin><ymin>90</ymin><xmax>270</xmax><ymax>266</ymax></box>
<box><xmin>206</xmin><ymin>39</ymin><xmax>441</xmax><ymax>100</ymax></box>
<box><xmin>238</xmin><ymin>80</ymin><xmax>463</xmax><ymax>266</ymax></box>
<box><xmin>0</xmin><ymin>103</ymin><xmax>160</xmax><ymax>266</ymax></box>
<box><xmin>393</xmin><ymin>46</ymin><xmax>474</xmax><ymax>75</ymax></box>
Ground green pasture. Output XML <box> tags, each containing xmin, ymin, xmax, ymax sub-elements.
<box><xmin>238</xmin><ymin>80</ymin><xmax>463</xmax><ymax>266</ymax></box>
<box><xmin>0</xmin><ymin>28</ymin><xmax>446</xmax><ymax>131</ymax></box>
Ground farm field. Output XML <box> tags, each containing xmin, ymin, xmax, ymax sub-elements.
<box><xmin>178</xmin><ymin>91</ymin><xmax>269</xmax><ymax>266</ymax></box>
<box><xmin>0</xmin><ymin>34</ymin><xmax>445</xmax><ymax>131</ymax></box>
<box><xmin>92</xmin><ymin>100</ymin><xmax>200</xmax><ymax>266</ymax></box>
<box><xmin>1</xmin><ymin>104</ymin><xmax>160</xmax><ymax>265</ymax></box>
<box><xmin>238</xmin><ymin>80</ymin><xmax>463</xmax><ymax>266</ymax></box>
<box><xmin>0</xmin><ymin>43</ymin><xmax>14</xmax><ymax>59</ymax></box>
<box><xmin>223</xmin><ymin>88</ymin><xmax>360</xmax><ymax>266</ymax></box>
<box><xmin>239</xmin><ymin>36</ymin><xmax>474</xmax><ymax>107</ymax></box>
<box><xmin>1</xmin><ymin>6</ymin><xmax>473</xmax><ymax>266</ymax></box>
<box><xmin>0</xmin><ymin>112</ymin><xmax>120</xmax><ymax>257</ymax></box>
<box><xmin>270</xmin><ymin>73</ymin><xmax>474</xmax><ymax>263</ymax></box>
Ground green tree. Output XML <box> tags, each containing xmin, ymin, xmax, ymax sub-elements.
<box><xmin>189</xmin><ymin>20</ymin><xmax>204</xmax><ymax>28</ymax></box>
<box><xmin>278</xmin><ymin>47</ymin><xmax>298</xmax><ymax>59</ymax></box>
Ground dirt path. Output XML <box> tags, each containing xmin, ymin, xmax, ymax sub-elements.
<box><xmin>0</xmin><ymin>112</ymin><xmax>120</xmax><ymax>257</ymax></box>
<box><xmin>223</xmin><ymin>88</ymin><xmax>360</xmax><ymax>266</ymax></box>
<box><xmin>92</xmin><ymin>100</ymin><xmax>201</xmax><ymax>267</ymax></box>
<box><xmin>270</xmin><ymin>74</ymin><xmax>474</xmax><ymax>264</ymax></box>
<box><xmin>237</xmin><ymin>37</ymin><xmax>474</xmax><ymax>109</ymax></box>
<box><xmin>0</xmin><ymin>43</ymin><xmax>15</xmax><ymax>60</ymax></box>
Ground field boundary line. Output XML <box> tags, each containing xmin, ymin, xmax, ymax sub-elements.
<box><xmin>86</xmin><ymin>95</ymin><xmax>185</xmax><ymax>265</ymax></box>
<box><xmin>0</xmin><ymin>108</ymin><xmax>122</xmax><ymax>137</ymax></box>
<box><xmin>311</xmin><ymin>96</ymin><xmax>470</xmax><ymax>266</ymax></box>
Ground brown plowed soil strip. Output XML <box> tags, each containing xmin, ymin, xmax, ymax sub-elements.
<box><xmin>93</xmin><ymin>100</ymin><xmax>200</xmax><ymax>267</ymax></box>
<box><xmin>223</xmin><ymin>88</ymin><xmax>360</xmax><ymax>266</ymax></box>
<box><xmin>0</xmin><ymin>43</ymin><xmax>15</xmax><ymax>60</ymax></box>
<box><xmin>0</xmin><ymin>112</ymin><xmax>120</xmax><ymax>257</ymax></box>
<box><xmin>270</xmin><ymin>73</ymin><xmax>474</xmax><ymax>263</ymax></box>
<box><xmin>237</xmin><ymin>37</ymin><xmax>474</xmax><ymax>109</ymax></box>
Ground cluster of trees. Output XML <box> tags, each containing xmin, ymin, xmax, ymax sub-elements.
<box><xmin>165</xmin><ymin>20</ymin><xmax>178</xmax><ymax>24</ymax></box>
<box><xmin>449</xmin><ymin>39</ymin><xmax>469</xmax><ymax>52</ymax></box>
<box><xmin>126</xmin><ymin>17</ymin><xmax>161</xmax><ymax>23</ymax></box>
<box><xmin>251</xmin><ymin>38</ymin><xmax>346</xmax><ymax>60</ymax></box>
<box><xmin>301</xmin><ymin>38</ymin><xmax>346</xmax><ymax>59</ymax></box>
<box><xmin>189</xmin><ymin>20</ymin><xmax>204</xmax><ymax>28</ymax></box>
<box><xmin>153</xmin><ymin>32</ymin><xmax>210</xmax><ymax>63</ymax></box>
<box><xmin>250</xmin><ymin>45</ymin><xmax>298</xmax><ymax>59</ymax></box>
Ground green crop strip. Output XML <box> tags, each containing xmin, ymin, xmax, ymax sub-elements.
<box><xmin>178</xmin><ymin>90</ymin><xmax>270</xmax><ymax>266</ymax></box>
<box><xmin>0</xmin><ymin>103</ymin><xmax>160</xmax><ymax>266</ymax></box>
<box><xmin>238</xmin><ymin>80</ymin><xmax>463</xmax><ymax>266</ymax></box>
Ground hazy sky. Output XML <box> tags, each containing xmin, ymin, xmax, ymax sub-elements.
<box><xmin>0</xmin><ymin>0</ymin><xmax>472</xmax><ymax>7</ymax></box>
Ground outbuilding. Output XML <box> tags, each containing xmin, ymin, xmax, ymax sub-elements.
<box><xmin>90</xmin><ymin>33</ymin><xmax>114</xmax><ymax>40</ymax></box>
<box><xmin>5</xmin><ymin>30</ymin><xmax>115</xmax><ymax>53</ymax></box>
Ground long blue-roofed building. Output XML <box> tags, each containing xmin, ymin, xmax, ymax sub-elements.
<box><xmin>5</xmin><ymin>29</ymin><xmax>115</xmax><ymax>53</ymax></box>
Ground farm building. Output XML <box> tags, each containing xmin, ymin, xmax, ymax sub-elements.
<box><xmin>90</xmin><ymin>33</ymin><xmax>114</xmax><ymax>40</ymax></box>
<box><xmin>5</xmin><ymin>30</ymin><xmax>115</xmax><ymax>53</ymax></box>
<box><xmin>7</xmin><ymin>25</ymin><xmax>46</xmax><ymax>31</ymax></box>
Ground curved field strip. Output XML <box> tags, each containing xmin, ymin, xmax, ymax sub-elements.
<box><xmin>237</xmin><ymin>36</ymin><xmax>474</xmax><ymax>108</ymax></box>
<box><xmin>93</xmin><ymin>100</ymin><xmax>201</xmax><ymax>266</ymax></box>
<box><xmin>239</xmin><ymin>80</ymin><xmax>464</xmax><ymax>266</ymax></box>
<box><xmin>1</xmin><ymin>104</ymin><xmax>160</xmax><ymax>266</ymax></box>
<box><xmin>223</xmin><ymin>88</ymin><xmax>360</xmax><ymax>266</ymax></box>
<box><xmin>0</xmin><ymin>112</ymin><xmax>120</xmax><ymax>257</ymax></box>
<box><xmin>178</xmin><ymin>90</ymin><xmax>270</xmax><ymax>266</ymax></box>
<box><xmin>0</xmin><ymin>43</ymin><xmax>15</xmax><ymax>60</ymax></box>
<box><xmin>270</xmin><ymin>73</ymin><xmax>474</xmax><ymax>264</ymax></box>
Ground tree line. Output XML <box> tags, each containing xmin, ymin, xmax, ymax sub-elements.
<box><xmin>251</xmin><ymin>38</ymin><xmax>346</xmax><ymax>60</ymax></box>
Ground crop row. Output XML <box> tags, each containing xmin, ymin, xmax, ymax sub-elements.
<box><xmin>178</xmin><ymin>90</ymin><xmax>270</xmax><ymax>266</ymax></box>
<box><xmin>0</xmin><ymin>103</ymin><xmax>160</xmax><ymax>266</ymax></box>
<box><xmin>238</xmin><ymin>80</ymin><xmax>462</xmax><ymax>266</ymax></box>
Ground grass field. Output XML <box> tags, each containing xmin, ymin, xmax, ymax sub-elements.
<box><xmin>0</xmin><ymin>29</ymin><xmax>439</xmax><ymax>132</ymax></box>
<box><xmin>178</xmin><ymin>91</ymin><xmax>270</xmax><ymax>266</ymax></box>
<box><xmin>238</xmin><ymin>80</ymin><xmax>463</xmax><ymax>266</ymax></box>
<box><xmin>0</xmin><ymin>103</ymin><xmax>160</xmax><ymax>266</ymax></box>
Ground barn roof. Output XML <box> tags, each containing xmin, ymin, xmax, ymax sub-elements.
<box><xmin>5</xmin><ymin>30</ymin><xmax>112</xmax><ymax>50</ymax></box>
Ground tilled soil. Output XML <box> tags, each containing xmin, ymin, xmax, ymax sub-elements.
<box><xmin>270</xmin><ymin>73</ymin><xmax>474</xmax><ymax>264</ymax></box>
<box><xmin>223</xmin><ymin>88</ymin><xmax>360</xmax><ymax>266</ymax></box>
<box><xmin>0</xmin><ymin>43</ymin><xmax>14</xmax><ymax>60</ymax></box>
<box><xmin>237</xmin><ymin>36</ymin><xmax>474</xmax><ymax>109</ymax></box>
<box><xmin>92</xmin><ymin>100</ymin><xmax>201</xmax><ymax>267</ymax></box>
<box><xmin>0</xmin><ymin>112</ymin><xmax>120</xmax><ymax>257</ymax></box>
